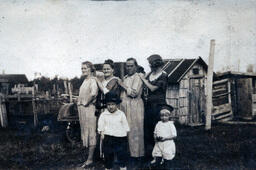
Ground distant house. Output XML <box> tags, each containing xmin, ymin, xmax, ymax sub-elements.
<box><xmin>213</xmin><ymin>71</ymin><xmax>256</xmax><ymax>121</ymax></box>
<box><xmin>162</xmin><ymin>57</ymin><xmax>208</xmax><ymax>126</ymax></box>
<box><xmin>0</xmin><ymin>74</ymin><xmax>29</xmax><ymax>95</ymax></box>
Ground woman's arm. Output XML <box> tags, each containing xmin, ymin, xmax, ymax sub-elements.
<box><xmin>139</xmin><ymin>74</ymin><xmax>158</xmax><ymax>92</ymax></box>
<box><xmin>81</xmin><ymin>78</ymin><xmax>98</xmax><ymax>107</ymax></box>
<box><xmin>95</xmin><ymin>78</ymin><xmax>110</xmax><ymax>95</ymax></box>
<box><xmin>96</xmin><ymin>78</ymin><xmax>104</xmax><ymax>93</ymax></box>
<box><xmin>116</xmin><ymin>78</ymin><xmax>128</xmax><ymax>91</ymax></box>
<box><xmin>117</xmin><ymin>78</ymin><xmax>138</xmax><ymax>97</ymax></box>
<box><xmin>128</xmin><ymin>73</ymin><xmax>143</xmax><ymax>98</ymax></box>
<box><xmin>88</xmin><ymin>78</ymin><xmax>98</xmax><ymax>104</ymax></box>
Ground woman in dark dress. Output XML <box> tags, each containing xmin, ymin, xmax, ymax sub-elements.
<box><xmin>139</xmin><ymin>54</ymin><xmax>168</xmax><ymax>158</ymax></box>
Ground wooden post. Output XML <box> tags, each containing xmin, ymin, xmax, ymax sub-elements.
<box><xmin>205</xmin><ymin>39</ymin><xmax>215</xmax><ymax>130</ymax></box>
<box><xmin>228</xmin><ymin>81</ymin><xmax>233</xmax><ymax>119</ymax></box>
<box><xmin>57</xmin><ymin>84</ymin><xmax>59</xmax><ymax>98</ymax></box>
<box><xmin>35</xmin><ymin>84</ymin><xmax>38</xmax><ymax>93</ymax></box>
<box><xmin>68</xmin><ymin>82</ymin><xmax>73</xmax><ymax>103</ymax></box>
<box><xmin>0</xmin><ymin>93</ymin><xmax>8</xmax><ymax>127</ymax></box>
<box><xmin>53</xmin><ymin>84</ymin><xmax>56</xmax><ymax>96</ymax></box>
<box><xmin>32</xmin><ymin>85</ymin><xmax>38</xmax><ymax>127</ymax></box>
<box><xmin>64</xmin><ymin>80</ymin><xmax>68</xmax><ymax>94</ymax></box>
<box><xmin>46</xmin><ymin>91</ymin><xmax>49</xmax><ymax>100</ymax></box>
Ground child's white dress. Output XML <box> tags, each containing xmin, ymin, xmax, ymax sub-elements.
<box><xmin>152</xmin><ymin>121</ymin><xmax>177</xmax><ymax>160</ymax></box>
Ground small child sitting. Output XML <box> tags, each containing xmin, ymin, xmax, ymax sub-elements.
<box><xmin>98</xmin><ymin>92</ymin><xmax>130</xmax><ymax>170</ymax></box>
<box><xmin>151</xmin><ymin>104</ymin><xmax>177</xmax><ymax>169</ymax></box>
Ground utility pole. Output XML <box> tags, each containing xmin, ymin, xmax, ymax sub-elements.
<box><xmin>205</xmin><ymin>39</ymin><xmax>215</xmax><ymax>130</ymax></box>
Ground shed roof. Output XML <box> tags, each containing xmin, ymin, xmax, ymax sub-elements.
<box><xmin>215</xmin><ymin>71</ymin><xmax>256</xmax><ymax>80</ymax></box>
<box><xmin>162</xmin><ymin>57</ymin><xmax>208</xmax><ymax>83</ymax></box>
<box><xmin>0</xmin><ymin>74</ymin><xmax>29</xmax><ymax>84</ymax></box>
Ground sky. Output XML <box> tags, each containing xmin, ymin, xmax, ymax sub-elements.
<box><xmin>0</xmin><ymin>0</ymin><xmax>255</xmax><ymax>80</ymax></box>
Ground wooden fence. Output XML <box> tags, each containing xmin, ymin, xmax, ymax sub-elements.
<box><xmin>212</xmin><ymin>79</ymin><xmax>233</xmax><ymax>121</ymax></box>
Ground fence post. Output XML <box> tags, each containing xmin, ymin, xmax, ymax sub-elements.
<box><xmin>0</xmin><ymin>93</ymin><xmax>8</xmax><ymax>127</ymax></box>
<box><xmin>32</xmin><ymin>85</ymin><xmax>38</xmax><ymax>127</ymax></box>
<box><xmin>205</xmin><ymin>39</ymin><xmax>215</xmax><ymax>130</ymax></box>
<box><xmin>68</xmin><ymin>81</ymin><xmax>73</xmax><ymax>103</ymax></box>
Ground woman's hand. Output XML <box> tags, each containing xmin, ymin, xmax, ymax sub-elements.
<box><xmin>138</xmin><ymin>72</ymin><xmax>158</xmax><ymax>92</ymax></box>
<box><xmin>127</xmin><ymin>88</ymin><xmax>138</xmax><ymax>98</ymax></box>
<box><xmin>116</xmin><ymin>78</ymin><xmax>129</xmax><ymax>91</ymax></box>
<box><xmin>116</xmin><ymin>77</ymin><xmax>124</xmax><ymax>86</ymax></box>
<box><xmin>138</xmin><ymin>73</ymin><xmax>145</xmax><ymax>80</ymax></box>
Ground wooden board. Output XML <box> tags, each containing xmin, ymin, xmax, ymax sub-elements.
<box><xmin>236</xmin><ymin>78</ymin><xmax>253</xmax><ymax>118</ymax></box>
<box><xmin>252</xmin><ymin>94</ymin><xmax>256</xmax><ymax>116</ymax></box>
<box><xmin>0</xmin><ymin>95</ymin><xmax>8</xmax><ymax>127</ymax></box>
<box><xmin>212</xmin><ymin>80</ymin><xmax>233</xmax><ymax>121</ymax></box>
<box><xmin>189</xmin><ymin>77</ymin><xmax>206</xmax><ymax>124</ymax></box>
<box><xmin>179</xmin><ymin>88</ymin><xmax>188</xmax><ymax>98</ymax></box>
<box><xmin>166</xmin><ymin>86</ymin><xmax>179</xmax><ymax>99</ymax></box>
<box><xmin>212</xmin><ymin>103</ymin><xmax>232</xmax><ymax>116</ymax></box>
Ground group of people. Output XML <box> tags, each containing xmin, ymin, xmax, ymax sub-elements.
<box><xmin>76</xmin><ymin>54</ymin><xmax>177</xmax><ymax>170</ymax></box>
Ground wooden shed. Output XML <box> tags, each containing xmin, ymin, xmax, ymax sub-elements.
<box><xmin>213</xmin><ymin>71</ymin><xmax>256</xmax><ymax>121</ymax></box>
<box><xmin>162</xmin><ymin>57</ymin><xmax>208</xmax><ymax>126</ymax></box>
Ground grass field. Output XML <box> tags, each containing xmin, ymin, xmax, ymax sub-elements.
<box><xmin>0</xmin><ymin>115</ymin><xmax>256</xmax><ymax>170</ymax></box>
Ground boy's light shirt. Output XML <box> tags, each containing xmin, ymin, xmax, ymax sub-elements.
<box><xmin>98</xmin><ymin>109</ymin><xmax>130</xmax><ymax>137</ymax></box>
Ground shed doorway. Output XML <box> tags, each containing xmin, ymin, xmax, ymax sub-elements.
<box><xmin>189</xmin><ymin>77</ymin><xmax>206</xmax><ymax>125</ymax></box>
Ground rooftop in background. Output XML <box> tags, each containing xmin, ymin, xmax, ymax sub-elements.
<box><xmin>0</xmin><ymin>74</ymin><xmax>29</xmax><ymax>84</ymax></box>
<box><xmin>162</xmin><ymin>57</ymin><xmax>208</xmax><ymax>83</ymax></box>
<box><xmin>215</xmin><ymin>71</ymin><xmax>256</xmax><ymax>80</ymax></box>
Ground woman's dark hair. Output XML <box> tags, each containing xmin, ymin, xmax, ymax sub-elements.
<box><xmin>82</xmin><ymin>61</ymin><xmax>95</xmax><ymax>73</ymax></box>
<box><xmin>147</xmin><ymin>54</ymin><xmax>164</xmax><ymax>68</ymax></box>
<box><xmin>151</xmin><ymin>59</ymin><xmax>164</xmax><ymax>68</ymax></box>
<box><xmin>137</xmin><ymin>65</ymin><xmax>145</xmax><ymax>74</ymax></box>
<box><xmin>126</xmin><ymin>58</ymin><xmax>138</xmax><ymax>66</ymax></box>
<box><xmin>104</xmin><ymin>59</ymin><xmax>114</xmax><ymax>69</ymax></box>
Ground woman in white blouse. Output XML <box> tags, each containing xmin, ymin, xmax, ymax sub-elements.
<box><xmin>77</xmin><ymin>61</ymin><xmax>98</xmax><ymax>168</ymax></box>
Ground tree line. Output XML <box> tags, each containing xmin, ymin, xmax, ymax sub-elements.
<box><xmin>28</xmin><ymin>76</ymin><xmax>85</xmax><ymax>96</ymax></box>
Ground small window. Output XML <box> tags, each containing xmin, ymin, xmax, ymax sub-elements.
<box><xmin>193</xmin><ymin>68</ymin><xmax>199</xmax><ymax>75</ymax></box>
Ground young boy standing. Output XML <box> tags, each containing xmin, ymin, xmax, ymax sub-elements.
<box><xmin>151</xmin><ymin>104</ymin><xmax>177</xmax><ymax>169</ymax></box>
<box><xmin>98</xmin><ymin>92</ymin><xmax>130</xmax><ymax>170</ymax></box>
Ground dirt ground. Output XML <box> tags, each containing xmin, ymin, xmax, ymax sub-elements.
<box><xmin>1</xmin><ymin>114</ymin><xmax>256</xmax><ymax>170</ymax></box>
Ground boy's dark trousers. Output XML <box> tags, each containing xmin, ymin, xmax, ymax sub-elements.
<box><xmin>103</xmin><ymin>135</ymin><xmax>128</xmax><ymax>169</ymax></box>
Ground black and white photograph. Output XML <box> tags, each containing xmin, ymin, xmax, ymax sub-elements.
<box><xmin>0</xmin><ymin>0</ymin><xmax>256</xmax><ymax>169</ymax></box>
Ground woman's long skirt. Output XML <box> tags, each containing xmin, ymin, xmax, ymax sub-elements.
<box><xmin>78</xmin><ymin>104</ymin><xmax>97</xmax><ymax>147</ymax></box>
<box><xmin>121</xmin><ymin>97</ymin><xmax>144</xmax><ymax>157</ymax></box>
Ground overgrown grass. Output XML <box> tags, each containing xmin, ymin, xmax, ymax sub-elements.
<box><xmin>1</xmin><ymin>116</ymin><xmax>256</xmax><ymax>169</ymax></box>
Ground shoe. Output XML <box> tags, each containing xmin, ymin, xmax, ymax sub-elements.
<box><xmin>81</xmin><ymin>162</ymin><xmax>94</xmax><ymax>168</ymax></box>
